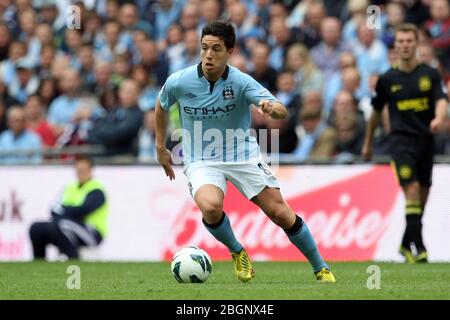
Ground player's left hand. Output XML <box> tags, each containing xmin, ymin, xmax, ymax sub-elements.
<box><xmin>430</xmin><ymin>118</ymin><xmax>446</xmax><ymax>134</ymax></box>
<box><xmin>258</xmin><ymin>99</ymin><xmax>275</xmax><ymax>116</ymax></box>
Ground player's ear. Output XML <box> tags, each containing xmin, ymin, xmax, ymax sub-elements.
<box><xmin>227</xmin><ymin>47</ymin><xmax>234</xmax><ymax>56</ymax></box>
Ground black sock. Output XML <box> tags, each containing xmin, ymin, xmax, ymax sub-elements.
<box><xmin>283</xmin><ymin>215</ymin><xmax>304</xmax><ymax>236</ymax></box>
<box><xmin>402</xmin><ymin>214</ymin><xmax>425</xmax><ymax>252</ymax></box>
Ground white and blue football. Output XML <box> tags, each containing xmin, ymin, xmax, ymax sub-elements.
<box><xmin>171</xmin><ymin>246</ymin><xmax>212</xmax><ymax>283</ymax></box>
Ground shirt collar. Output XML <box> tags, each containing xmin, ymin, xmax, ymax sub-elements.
<box><xmin>197</xmin><ymin>63</ymin><xmax>229</xmax><ymax>80</ymax></box>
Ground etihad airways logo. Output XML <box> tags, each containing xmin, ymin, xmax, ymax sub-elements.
<box><xmin>183</xmin><ymin>104</ymin><xmax>236</xmax><ymax>119</ymax></box>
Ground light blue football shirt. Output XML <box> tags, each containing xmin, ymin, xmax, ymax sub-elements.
<box><xmin>159</xmin><ymin>63</ymin><xmax>278</xmax><ymax>164</ymax></box>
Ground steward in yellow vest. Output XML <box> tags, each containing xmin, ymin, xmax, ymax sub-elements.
<box><xmin>29</xmin><ymin>156</ymin><xmax>109</xmax><ymax>259</ymax></box>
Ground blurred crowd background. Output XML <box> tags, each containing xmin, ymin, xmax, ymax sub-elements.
<box><xmin>0</xmin><ymin>0</ymin><xmax>449</xmax><ymax>164</ymax></box>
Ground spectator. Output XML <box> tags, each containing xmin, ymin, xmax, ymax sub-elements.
<box><xmin>180</xmin><ymin>3</ymin><xmax>201</xmax><ymax>32</ymax></box>
<box><xmin>0</xmin><ymin>106</ymin><xmax>42</xmax><ymax>164</ymax></box>
<box><xmin>0</xmin><ymin>23</ymin><xmax>11</xmax><ymax>62</ymax></box>
<box><xmin>267</xmin><ymin>17</ymin><xmax>293</xmax><ymax>71</ymax></box>
<box><xmin>47</xmin><ymin>68</ymin><xmax>83</xmax><ymax>132</ymax></box>
<box><xmin>86</xmin><ymin>79</ymin><xmax>143</xmax><ymax>156</ymax></box>
<box><xmin>104</xmin><ymin>0</ymin><xmax>120</xmax><ymax>22</ymax></box>
<box><xmin>7</xmin><ymin>57</ymin><xmax>39</xmax><ymax>104</ymax></box>
<box><xmin>200</xmin><ymin>0</ymin><xmax>222</xmax><ymax>28</ymax></box>
<box><xmin>311</xmin><ymin>17</ymin><xmax>352</xmax><ymax>79</ymax></box>
<box><xmin>138</xmin><ymin>109</ymin><xmax>157</xmax><ymax>162</ymax></box>
<box><xmin>0</xmin><ymin>79</ymin><xmax>19</xmax><ymax>109</ymax></box>
<box><xmin>164</xmin><ymin>24</ymin><xmax>185</xmax><ymax>68</ymax></box>
<box><xmin>60</xmin><ymin>29</ymin><xmax>84</xmax><ymax>65</ymax></box>
<box><xmin>36</xmin><ymin>45</ymin><xmax>55</xmax><ymax>79</ymax></box>
<box><xmin>0</xmin><ymin>97</ymin><xmax>7</xmax><ymax>133</ymax></box>
<box><xmin>170</xmin><ymin>29</ymin><xmax>200</xmax><ymax>73</ymax></box>
<box><xmin>333</xmin><ymin>110</ymin><xmax>365</xmax><ymax>161</ymax></box>
<box><xmin>353</xmin><ymin>22</ymin><xmax>390</xmax><ymax>95</ymax></box>
<box><xmin>250</xmin><ymin>42</ymin><xmax>278</xmax><ymax>93</ymax></box>
<box><xmin>110</xmin><ymin>53</ymin><xmax>131</xmax><ymax>87</ymax></box>
<box><xmin>292</xmin><ymin>1</ymin><xmax>326</xmax><ymax>49</ymax></box>
<box><xmin>93</xmin><ymin>61</ymin><xmax>113</xmax><ymax>97</ymax></box>
<box><xmin>323</xmin><ymin>51</ymin><xmax>357</xmax><ymax>115</ymax></box>
<box><xmin>424</xmin><ymin>0</ymin><xmax>450</xmax><ymax>75</ymax></box>
<box><xmin>293</xmin><ymin>92</ymin><xmax>337</xmax><ymax>161</ymax></box>
<box><xmin>131</xmin><ymin>64</ymin><xmax>160</xmax><ymax>112</ymax></box>
<box><xmin>29</xmin><ymin>155</ymin><xmax>108</xmax><ymax>260</ymax></box>
<box><xmin>229</xmin><ymin>1</ymin><xmax>265</xmax><ymax>52</ymax></box>
<box><xmin>75</xmin><ymin>44</ymin><xmax>96</xmax><ymax>93</ymax></box>
<box><xmin>94</xmin><ymin>20</ymin><xmax>127</xmax><ymax>63</ymax></box>
<box><xmin>342</xmin><ymin>0</ymin><xmax>368</xmax><ymax>43</ymax></box>
<box><xmin>0</xmin><ymin>41</ymin><xmax>26</xmax><ymax>84</ymax></box>
<box><xmin>138</xmin><ymin>40</ymin><xmax>169</xmax><ymax>87</ymax></box>
<box><xmin>118</xmin><ymin>3</ymin><xmax>153</xmax><ymax>39</ymax></box>
<box><xmin>285</xmin><ymin>43</ymin><xmax>323</xmax><ymax>97</ymax></box>
<box><xmin>153</xmin><ymin>0</ymin><xmax>183</xmax><ymax>43</ymax></box>
<box><xmin>381</xmin><ymin>2</ymin><xmax>406</xmax><ymax>48</ymax></box>
<box><xmin>25</xmin><ymin>94</ymin><xmax>56</xmax><ymax>147</ymax></box>
<box><xmin>228</xmin><ymin>53</ymin><xmax>248</xmax><ymax>72</ymax></box>
<box><xmin>37</xmin><ymin>77</ymin><xmax>59</xmax><ymax>108</ymax></box>
<box><xmin>266</xmin><ymin>71</ymin><xmax>301</xmax><ymax>153</ymax></box>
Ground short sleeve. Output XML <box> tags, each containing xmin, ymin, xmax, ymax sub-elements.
<box><xmin>159</xmin><ymin>73</ymin><xmax>179</xmax><ymax>111</ymax></box>
<box><xmin>431</xmin><ymin>69</ymin><xmax>448</xmax><ymax>102</ymax></box>
<box><xmin>371</xmin><ymin>75</ymin><xmax>388</xmax><ymax>112</ymax></box>
<box><xmin>242</xmin><ymin>73</ymin><xmax>278</xmax><ymax>107</ymax></box>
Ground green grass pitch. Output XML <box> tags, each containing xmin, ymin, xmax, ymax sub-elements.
<box><xmin>1</xmin><ymin>262</ymin><xmax>449</xmax><ymax>299</ymax></box>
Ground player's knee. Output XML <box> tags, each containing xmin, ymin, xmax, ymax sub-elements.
<box><xmin>266</xmin><ymin>203</ymin><xmax>292</xmax><ymax>226</ymax></box>
<box><xmin>197</xmin><ymin>199</ymin><xmax>223</xmax><ymax>217</ymax></box>
<box><xmin>405</xmin><ymin>182</ymin><xmax>421</xmax><ymax>200</ymax></box>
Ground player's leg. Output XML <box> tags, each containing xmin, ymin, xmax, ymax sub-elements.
<box><xmin>226</xmin><ymin>162</ymin><xmax>335</xmax><ymax>282</ymax></box>
<box><xmin>401</xmin><ymin>181</ymin><xmax>423</xmax><ymax>262</ymax></box>
<box><xmin>414</xmin><ymin>146</ymin><xmax>434</xmax><ymax>262</ymax></box>
<box><xmin>390</xmin><ymin>138</ymin><xmax>422</xmax><ymax>263</ymax></box>
<box><xmin>29</xmin><ymin>221</ymin><xmax>53</xmax><ymax>259</ymax></box>
<box><xmin>252</xmin><ymin>187</ymin><xmax>335</xmax><ymax>282</ymax></box>
<box><xmin>29</xmin><ymin>220</ymin><xmax>80</xmax><ymax>259</ymax></box>
<box><xmin>186</xmin><ymin>165</ymin><xmax>251</xmax><ymax>282</ymax></box>
<box><xmin>413</xmin><ymin>184</ymin><xmax>430</xmax><ymax>263</ymax></box>
<box><xmin>195</xmin><ymin>184</ymin><xmax>244</xmax><ymax>254</ymax></box>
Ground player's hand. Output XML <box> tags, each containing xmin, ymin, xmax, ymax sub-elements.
<box><xmin>258</xmin><ymin>99</ymin><xmax>274</xmax><ymax>117</ymax></box>
<box><xmin>430</xmin><ymin>118</ymin><xmax>445</xmax><ymax>134</ymax></box>
<box><xmin>157</xmin><ymin>147</ymin><xmax>175</xmax><ymax>180</ymax></box>
<box><xmin>361</xmin><ymin>142</ymin><xmax>373</xmax><ymax>161</ymax></box>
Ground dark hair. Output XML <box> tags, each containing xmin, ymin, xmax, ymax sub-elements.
<box><xmin>74</xmin><ymin>155</ymin><xmax>94</xmax><ymax>167</ymax></box>
<box><xmin>201</xmin><ymin>21</ymin><xmax>236</xmax><ymax>50</ymax></box>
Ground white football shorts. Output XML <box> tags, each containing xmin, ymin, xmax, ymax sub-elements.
<box><xmin>183</xmin><ymin>161</ymin><xmax>280</xmax><ymax>200</ymax></box>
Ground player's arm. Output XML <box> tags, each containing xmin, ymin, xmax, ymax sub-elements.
<box><xmin>362</xmin><ymin>109</ymin><xmax>382</xmax><ymax>161</ymax></box>
<box><xmin>258</xmin><ymin>100</ymin><xmax>288</xmax><ymax>119</ymax></box>
<box><xmin>430</xmin><ymin>70</ymin><xmax>449</xmax><ymax>134</ymax></box>
<box><xmin>362</xmin><ymin>75</ymin><xmax>387</xmax><ymax>161</ymax></box>
<box><xmin>430</xmin><ymin>98</ymin><xmax>448</xmax><ymax>134</ymax></box>
<box><xmin>155</xmin><ymin>97</ymin><xmax>175</xmax><ymax>180</ymax></box>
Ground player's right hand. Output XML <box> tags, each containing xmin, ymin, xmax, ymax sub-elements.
<box><xmin>157</xmin><ymin>147</ymin><xmax>175</xmax><ymax>180</ymax></box>
<box><xmin>361</xmin><ymin>143</ymin><xmax>373</xmax><ymax>161</ymax></box>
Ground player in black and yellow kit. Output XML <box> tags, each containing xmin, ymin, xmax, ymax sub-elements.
<box><xmin>362</xmin><ymin>24</ymin><xmax>448</xmax><ymax>263</ymax></box>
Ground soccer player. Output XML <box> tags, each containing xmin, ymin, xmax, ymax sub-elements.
<box><xmin>155</xmin><ymin>21</ymin><xmax>336</xmax><ymax>283</ymax></box>
<box><xmin>362</xmin><ymin>24</ymin><xmax>449</xmax><ymax>263</ymax></box>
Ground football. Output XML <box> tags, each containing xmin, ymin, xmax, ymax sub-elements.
<box><xmin>171</xmin><ymin>246</ymin><xmax>212</xmax><ymax>283</ymax></box>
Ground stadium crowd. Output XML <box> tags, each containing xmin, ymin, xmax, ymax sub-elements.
<box><xmin>0</xmin><ymin>0</ymin><xmax>449</xmax><ymax>164</ymax></box>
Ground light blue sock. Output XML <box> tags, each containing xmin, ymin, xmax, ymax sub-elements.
<box><xmin>287</xmin><ymin>221</ymin><xmax>329</xmax><ymax>273</ymax></box>
<box><xmin>203</xmin><ymin>213</ymin><xmax>243</xmax><ymax>253</ymax></box>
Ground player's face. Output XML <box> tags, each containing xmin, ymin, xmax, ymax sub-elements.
<box><xmin>201</xmin><ymin>35</ymin><xmax>233</xmax><ymax>79</ymax></box>
<box><xmin>394</xmin><ymin>31</ymin><xmax>417</xmax><ymax>60</ymax></box>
